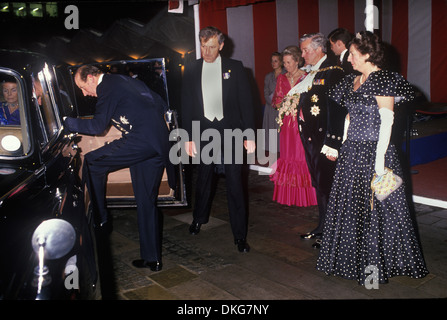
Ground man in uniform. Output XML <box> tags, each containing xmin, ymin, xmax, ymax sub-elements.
<box><xmin>64</xmin><ymin>65</ymin><xmax>169</xmax><ymax>271</ymax></box>
<box><xmin>298</xmin><ymin>33</ymin><xmax>346</xmax><ymax>248</ymax></box>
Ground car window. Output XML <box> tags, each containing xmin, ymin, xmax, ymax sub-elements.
<box><xmin>55</xmin><ymin>69</ymin><xmax>75</xmax><ymax>117</ymax></box>
<box><xmin>0</xmin><ymin>70</ymin><xmax>30</xmax><ymax>157</ymax></box>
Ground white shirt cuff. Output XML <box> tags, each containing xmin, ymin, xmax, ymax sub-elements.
<box><xmin>321</xmin><ymin>145</ymin><xmax>338</xmax><ymax>158</ymax></box>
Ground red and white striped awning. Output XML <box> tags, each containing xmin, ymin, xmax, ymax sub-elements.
<box><xmin>197</xmin><ymin>0</ymin><xmax>447</xmax><ymax>104</ymax></box>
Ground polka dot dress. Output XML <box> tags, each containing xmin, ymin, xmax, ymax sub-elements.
<box><xmin>316</xmin><ymin>70</ymin><xmax>429</xmax><ymax>285</ymax></box>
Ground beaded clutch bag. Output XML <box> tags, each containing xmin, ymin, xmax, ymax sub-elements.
<box><xmin>370</xmin><ymin>167</ymin><xmax>403</xmax><ymax>208</ymax></box>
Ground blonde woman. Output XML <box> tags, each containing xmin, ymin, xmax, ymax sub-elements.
<box><xmin>270</xmin><ymin>46</ymin><xmax>317</xmax><ymax>207</ymax></box>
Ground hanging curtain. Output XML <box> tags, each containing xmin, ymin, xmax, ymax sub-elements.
<box><xmin>199</xmin><ymin>0</ymin><xmax>271</xmax><ymax>32</ymax></box>
<box><xmin>201</xmin><ymin>0</ymin><xmax>270</xmax><ymax>11</ymax></box>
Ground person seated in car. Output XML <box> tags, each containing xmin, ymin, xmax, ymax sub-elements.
<box><xmin>1</xmin><ymin>79</ymin><xmax>21</xmax><ymax>125</ymax></box>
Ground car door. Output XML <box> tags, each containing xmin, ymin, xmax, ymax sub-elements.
<box><xmin>30</xmin><ymin>63</ymin><xmax>99</xmax><ymax>299</ymax></box>
<box><xmin>67</xmin><ymin>59</ymin><xmax>187</xmax><ymax>208</ymax></box>
<box><xmin>0</xmin><ymin>55</ymin><xmax>99</xmax><ymax>299</ymax></box>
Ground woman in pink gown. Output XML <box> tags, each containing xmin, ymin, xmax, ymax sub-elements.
<box><xmin>270</xmin><ymin>46</ymin><xmax>317</xmax><ymax>207</ymax></box>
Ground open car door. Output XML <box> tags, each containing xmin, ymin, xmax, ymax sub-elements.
<box><xmin>67</xmin><ymin>58</ymin><xmax>187</xmax><ymax>208</ymax></box>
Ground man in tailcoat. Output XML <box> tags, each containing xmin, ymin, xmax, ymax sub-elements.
<box><xmin>298</xmin><ymin>33</ymin><xmax>346</xmax><ymax>248</ymax></box>
<box><xmin>64</xmin><ymin>65</ymin><xmax>169</xmax><ymax>271</ymax></box>
<box><xmin>181</xmin><ymin>26</ymin><xmax>256</xmax><ymax>253</ymax></box>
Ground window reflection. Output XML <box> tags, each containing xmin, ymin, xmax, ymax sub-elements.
<box><xmin>34</xmin><ymin>69</ymin><xmax>59</xmax><ymax>141</ymax></box>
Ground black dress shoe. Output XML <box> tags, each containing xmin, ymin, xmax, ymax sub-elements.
<box><xmin>300</xmin><ymin>232</ymin><xmax>322</xmax><ymax>240</ymax></box>
<box><xmin>235</xmin><ymin>239</ymin><xmax>250</xmax><ymax>253</ymax></box>
<box><xmin>132</xmin><ymin>259</ymin><xmax>163</xmax><ymax>271</ymax></box>
<box><xmin>189</xmin><ymin>221</ymin><xmax>201</xmax><ymax>235</ymax></box>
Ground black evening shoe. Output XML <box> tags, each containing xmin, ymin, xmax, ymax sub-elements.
<box><xmin>235</xmin><ymin>239</ymin><xmax>250</xmax><ymax>253</ymax></box>
<box><xmin>300</xmin><ymin>232</ymin><xmax>322</xmax><ymax>240</ymax></box>
<box><xmin>132</xmin><ymin>259</ymin><xmax>163</xmax><ymax>271</ymax></box>
<box><xmin>189</xmin><ymin>221</ymin><xmax>202</xmax><ymax>235</ymax></box>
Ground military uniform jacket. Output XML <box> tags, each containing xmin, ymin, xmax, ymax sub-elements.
<box><xmin>298</xmin><ymin>58</ymin><xmax>346</xmax><ymax>153</ymax></box>
<box><xmin>65</xmin><ymin>74</ymin><xmax>170</xmax><ymax>159</ymax></box>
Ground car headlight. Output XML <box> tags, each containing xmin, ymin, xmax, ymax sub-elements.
<box><xmin>31</xmin><ymin>219</ymin><xmax>76</xmax><ymax>298</ymax></box>
<box><xmin>31</xmin><ymin>218</ymin><xmax>76</xmax><ymax>260</ymax></box>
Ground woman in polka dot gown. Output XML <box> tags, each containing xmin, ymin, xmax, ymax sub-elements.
<box><xmin>316</xmin><ymin>31</ymin><xmax>428</xmax><ymax>285</ymax></box>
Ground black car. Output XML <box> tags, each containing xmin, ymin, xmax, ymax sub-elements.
<box><xmin>0</xmin><ymin>51</ymin><xmax>188</xmax><ymax>300</ymax></box>
<box><xmin>0</xmin><ymin>49</ymin><xmax>99</xmax><ymax>299</ymax></box>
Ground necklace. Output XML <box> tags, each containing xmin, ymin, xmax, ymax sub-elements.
<box><xmin>359</xmin><ymin>74</ymin><xmax>365</xmax><ymax>85</ymax></box>
<box><xmin>288</xmin><ymin>69</ymin><xmax>300</xmax><ymax>84</ymax></box>
<box><xmin>7</xmin><ymin>103</ymin><xmax>19</xmax><ymax>114</ymax></box>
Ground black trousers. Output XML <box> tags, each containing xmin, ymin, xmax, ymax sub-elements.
<box><xmin>192</xmin><ymin>162</ymin><xmax>248</xmax><ymax>240</ymax></box>
<box><xmin>191</xmin><ymin>118</ymin><xmax>249</xmax><ymax>240</ymax></box>
<box><xmin>83</xmin><ymin>137</ymin><xmax>165</xmax><ymax>261</ymax></box>
<box><xmin>300</xmin><ymin>135</ymin><xmax>337</xmax><ymax>234</ymax></box>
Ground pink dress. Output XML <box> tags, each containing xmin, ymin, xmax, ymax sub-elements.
<box><xmin>269</xmin><ymin>73</ymin><xmax>317</xmax><ymax>207</ymax></box>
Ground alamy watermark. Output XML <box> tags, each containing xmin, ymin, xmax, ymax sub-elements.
<box><xmin>64</xmin><ymin>5</ymin><xmax>79</xmax><ymax>30</ymax></box>
<box><xmin>364</xmin><ymin>4</ymin><xmax>379</xmax><ymax>31</ymax></box>
<box><xmin>364</xmin><ymin>265</ymin><xmax>379</xmax><ymax>289</ymax></box>
<box><xmin>169</xmin><ymin>122</ymin><xmax>278</xmax><ymax>175</ymax></box>
<box><xmin>64</xmin><ymin>256</ymin><xmax>79</xmax><ymax>290</ymax></box>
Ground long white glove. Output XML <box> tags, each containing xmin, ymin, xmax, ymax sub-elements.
<box><xmin>375</xmin><ymin>108</ymin><xmax>394</xmax><ymax>176</ymax></box>
<box><xmin>342</xmin><ymin>114</ymin><xmax>349</xmax><ymax>143</ymax></box>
